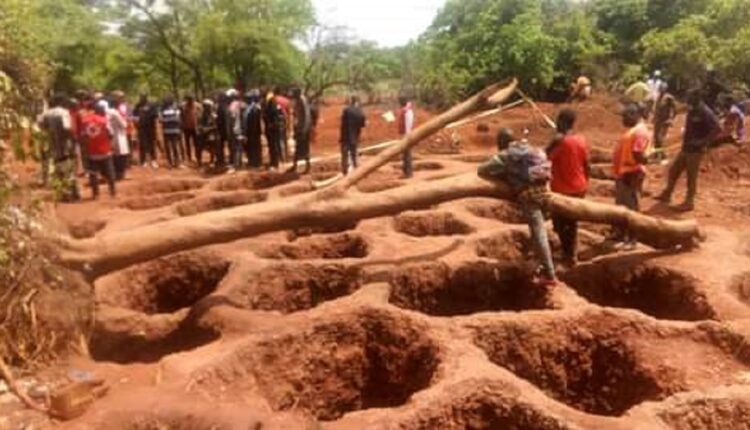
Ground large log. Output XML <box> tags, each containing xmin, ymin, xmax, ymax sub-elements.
<box><xmin>57</xmin><ymin>173</ymin><xmax>702</xmax><ymax>278</ymax></box>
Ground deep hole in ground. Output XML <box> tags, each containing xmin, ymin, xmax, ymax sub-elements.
<box><xmin>357</xmin><ymin>178</ymin><xmax>404</xmax><ymax>193</ymax></box>
<box><xmin>122</xmin><ymin>179</ymin><xmax>205</xmax><ymax>196</ymax></box>
<box><xmin>658</xmin><ymin>397</ymin><xmax>750</xmax><ymax>430</ymax></box>
<box><xmin>401</xmin><ymin>384</ymin><xmax>578</xmax><ymax>430</ymax></box>
<box><xmin>475</xmin><ymin>229</ymin><xmax>531</xmax><ymax>262</ymax></box>
<box><xmin>227</xmin><ymin>263</ymin><xmax>363</xmax><ymax>313</ymax></box>
<box><xmin>473</xmin><ymin>323</ymin><xmax>668</xmax><ymax>416</ymax></box>
<box><xmin>561</xmin><ymin>262</ymin><xmax>716</xmax><ymax>321</ymax></box>
<box><xmin>730</xmin><ymin>271</ymin><xmax>750</xmax><ymax>306</ymax></box>
<box><xmin>89</xmin><ymin>315</ymin><xmax>220</xmax><ymax>364</ymax></box>
<box><xmin>96</xmin><ymin>251</ymin><xmax>231</xmax><ymax>315</ymax></box>
<box><xmin>258</xmin><ymin>233</ymin><xmax>370</xmax><ymax>260</ymax></box>
<box><xmin>465</xmin><ymin>199</ymin><xmax>526</xmax><ymax>224</ymax></box>
<box><xmin>394</xmin><ymin>211</ymin><xmax>475</xmax><ymax>237</ymax></box>
<box><xmin>175</xmin><ymin>191</ymin><xmax>268</xmax><ymax>216</ymax></box>
<box><xmin>390</xmin><ymin>161</ymin><xmax>445</xmax><ymax>172</ymax></box>
<box><xmin>286</xmin><ymin>221</ymin><xmax>360</xmax><ymax>241</ymax></box>
<box><xmin>211</xmin><ymin>171</ymin><xmax>299</xmax><ymax>192</ymax></box>
<box><xmin>120</xmin><ymin>192</ymin><xmax>195</xmax><ymax>211</ymax></box>
<box><xmin>67</xmin><ymin>218</ymin><xmax>107</xmax><ymax>239</ymax></box>
<box><xmin>389</xmin><ymin>261</ymin><xmax>550</xmax><ymax>316</ymax></box>
<box><xmin>246</xmin><ymin>310</ymin><xmax>439</xmax><ymax>421</ymax></box>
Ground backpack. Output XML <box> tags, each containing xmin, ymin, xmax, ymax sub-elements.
<box><xmin>503</xmin><ymin>143</ymin><xmax>551</xmax><ymax>189</ymax></box>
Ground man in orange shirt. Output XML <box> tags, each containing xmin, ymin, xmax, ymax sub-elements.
<box><xmin>612</xmin><ymin>104</ymin><xmax>650</xmax><ymax>250</ymax></box>
<box><xmin>547</xmin><ymin>108</ymin><xmax>590</xmax><ymax>267</ymax></box>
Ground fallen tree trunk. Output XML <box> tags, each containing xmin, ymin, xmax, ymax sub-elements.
<box><xmin>57</xmin><ymin>173</ymin><xmax>702</xmax><ymax>278</ymax></box>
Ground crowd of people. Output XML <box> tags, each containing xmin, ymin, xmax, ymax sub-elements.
<box><xmin>481</xmin><ymin>72</ymin><xmax>747</xmax><ymax>285</ymax></box>
<box><xmin>36</xmin><ymin>86</ymin><xmax>420</xmax><ymax>202</ymax></box>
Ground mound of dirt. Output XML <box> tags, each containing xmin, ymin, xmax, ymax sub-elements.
<box><xmin>119</xmin><ymin>192</ymin><xmax>195</xmax><ymax>211</ymax></box>
<box><xmin>175</xmin><ymin>191</ymin><xmax>268</xmax><ymax>217</ymax></box>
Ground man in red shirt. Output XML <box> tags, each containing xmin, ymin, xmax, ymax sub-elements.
<box><xmin>81</xmin><ymin>101</ymin><xmax>117</xmax><ymax>199</ymax></box>
<box><xmin>547</xmin><ymin>108</ymin><xmax>590</xmax><ymax>267</ymax></box>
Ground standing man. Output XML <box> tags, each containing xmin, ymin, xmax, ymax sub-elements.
<box><xmin>398</xmin><ymin>96</ymin><xmax>415</xmax><ymax>178</ymax></box>
<box><xmin>478</xmin><ymin>128</ymin><xmax>556</xmax><ymax>285</ymax></box>
<box><xmin>652</xmin><ymin>82</ymin><xmax>677</xmax><ymax>161</ymax></box>
<box><xmin>339</xmin><ymin>95</ymin><xmax>366</xmax><ymax>175</ymax></box>
<box><xmin>107</xmin><ymin>99</ymin><xmax>130</xmax><ymax>180</ymax></box>
<box><xmin>263</xmin><ymin>92</ymin><xmax>282</xmax><ymax>170</ymax></box>
<box><xmin>228</xmin><ymin>90</ymin><xmax>246</xmax><ymax>173</ymax></box>
<box><xmin>612</xmin><ymin>104</ymin><xmax>651</xmax><ymax>249</ymax></box>
<box><xmin>547</xmin><ymin>109</ymin><xmax>589</xmax><ymax>268</ymax></box>
<box><xmin>197</xmin><ymin>99</ymin><xmax>217</xmax><ymax>168</ymax></box>
<box><xmin>38</xmin><ymin>93</ymin><xmax>80</xmax><ymax>201</ymax></box>
<box><xmin>291</xmin><ymin>87</ymin><xmax>312</xmax><ymax>174</ymax></box>
<box><xmin>646</xmin><ymin>70</ymin><xmax>664</xmax><ymax>114</ymax></box>
<box><xmin>656</xmin><ymin>89</ymin><xmax>721</xmax><ymax>211</ymax></box>
<box><xmin>134</xmin><ymin>94</ymin><xmax>158</xmax><ymax>168</ymax></box>
<box><xmin>215</xmin><ymin>92</ymin><xmax>231</xmax><ymax>169</ymax></box>
<box><xmin>159</xmin><ymin>95</ymin><xmax>183</xmax><ymax>169</ymax></box>
<box><xmin>243</xmin><ymin>90</ymin><xmax>263</xmax><ymax>169</ymax></box>
<box><xmin>81</xmin><ymin>101</ymin><xmax>117</xmax><ymax>199</ymax></box>
<box><xmin>182</xmin><ymin>95</ymin><xmax>199</xmax><ymax>165</ymax></box>
<box><xmin>275</xmin><ymin>88</ymin><xmax>291</xmax><ymax>162</ymax></box>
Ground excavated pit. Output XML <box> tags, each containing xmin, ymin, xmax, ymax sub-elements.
<box><xmin>258</xmin><ymin>233</ymin><xmax>370</xmax><ymax>260</ymax></box>
<box><xmin>730</xmin><ymin>271</ymin><xmax>750</xmax><ymax>305</ymax></box>
<box><xmin>175</xmin><ymin>191</ymin><xmax>268</xmax><ymax>217</ymax></box>
<box><xmin>465</xmin><ymin>199</ymin><xmax>526</xmax><ymax>224</ymax></box>
<box><xmin>394</xmin><ymin>211</ymin><xmax>475</xmax><ymax>237</ymax></box>
<box><xmin>119</xmin><ymin>192</ymin><xmax>195</xmax><ymax>211</ymax></box>
<box><xmin>123</xmin><ymin>179</ymin><xmax>205</xmax><ymax>196</ymax></box>
<box><xmin>286</xmin><ymin>221</ymin><xmax>360</xmax><ymax>241</ymax></box>
<box><xmin>658</xmin><ymin>397</ymin><xmax>750</xmax><ymax>430</ymax></box>
<box><xmin>473</xmin><ymin>323</ymin><xmax>668</xmax><ymax>416</ymax></box>
<box><xmin>357</xmin><ymin>178</ymin><xmax>404</xmax><ymax>193</ymax></box>
<box><xmin>475</xmin><ymin>229</ymin><xmax>531</xmax><ymax>262</ymax></box>
<box><xmin>97</xmin><ymin>251</ymin><xmax>231</xmax><ymax>315</ymax></box>
<box><xmin>67</xmin><ymin>218</ymin><xmax>107</xmax><ymax>239</ymax></box>
<box><xmin>389</xmin><ymin>261</ymin><xmax>550</xmax><ymax>316</ymax></box>
<box><xmin>562</xmin><ymin>263</ymin><xmax>716</xmax><ymax>321</ymax></box>
<box><xmin>246</xmin><ymin>310</ymin><xmax>439</xmax><ymax>421</ymax></box>
<box><xmin>390</xmin><ymin>161</ymin><xmax>445</xmax><ymax>172</ymax></box>
<box><xmin>211</xmin><ymin>171</ymin><xmax>299</xmax><ymax>192</ymax></box>
<box><xmin>229</xmin><ymin>263</ymin><xmax>363</xmax><ymax>313</ymax></box>
<box><xmin>400</xmin><ymin>384</ymin><xmax>578</xmax><ymax>430</ymax></box>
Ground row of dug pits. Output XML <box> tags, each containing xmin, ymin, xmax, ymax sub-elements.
<box><xmin>79</xmin><ymin>168</ymin><xmax>750</xmax><ymax>428</ymax></box>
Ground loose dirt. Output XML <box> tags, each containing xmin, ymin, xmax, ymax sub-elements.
<box><xmin>7</xmin><ymin>94</ymin><xmax>750</xmax><ymax>430</ymax></box>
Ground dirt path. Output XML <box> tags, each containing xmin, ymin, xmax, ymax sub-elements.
<box><xmin>5</xmin><ymin>96</ymin><xmax>750</xmax><ymax>429</ymax></box>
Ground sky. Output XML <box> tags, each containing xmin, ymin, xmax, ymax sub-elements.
<box><xmin>313</xmin><ymin>0</ymin><xmax>446</xmax><ymax>47</ymax></box>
